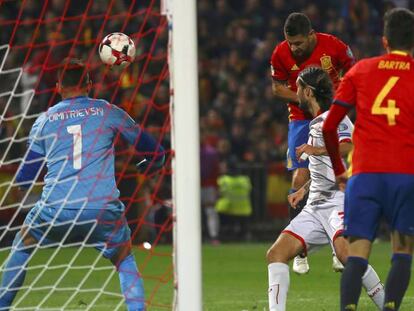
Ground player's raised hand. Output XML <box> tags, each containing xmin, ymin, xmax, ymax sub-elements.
<box><xmin>288</xmin><ymin>188</ymin><xmax>306</xmax><ymax>209</ymax></box>
<box><xmin>335</xmin><ymin>172</ymin><xmax>348</xmax><ymax>192</ymax></box>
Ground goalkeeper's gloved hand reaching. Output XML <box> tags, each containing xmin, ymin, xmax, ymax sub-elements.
<box><xmin>136</xmin><ymin>155</ymin><xmax>165</xmax><ymax>174</ymax></box>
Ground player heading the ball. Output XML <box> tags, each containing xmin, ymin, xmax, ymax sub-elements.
<box><xmin>270</xmin><ymin>12</ymin><xmax>355</xmax><ymax>275</ymax></box>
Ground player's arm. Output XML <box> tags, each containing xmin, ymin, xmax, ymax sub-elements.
<box><xmin>339</xmin><ymin>141</ymin><xmax>353</xmax><ymax>156</ymax></box>
<box><xmin>125</xmin><ymin>128</ymin><xmax>165</xmax><ymax>173</ymax></box>
<box><xmin>270</xmin><ymin>47</ymin><xmax>299</xmax><ymax>104</ymax></box>
<box><xmin>15</xmin><ymin>114</ymin><xmax>47</xmax><ymax>188</ymax></box>
<box><xmin>297</xmin><ymin>112</ymin><xmax>354</xmax><ymax>160</ymax></box>
<box><xmin>323</xmin><ymin>105</ymin><xmax>351</xmax><ymax>176</ymax></box>
<box><xmin>288</xmin><ymin>179</ymin><xmax>311</xmax><ymax>209</ymax></box>
<box><xmin>15</xmin><ymin>150</ymin><xmax>45</xmax><ymax>188</ymax></box>
<box><xmin>298</xmin><ymin>112</ymin><xmax>354</xmax><ymax>159</ymax></box>
<box><xmin>134</xmin><ymin>130</ymin><xmax>165</xmax><ymax>173</ymax></box>
<box><xmin>110</xmin><ymin>105</ymin><xmax>165</xmax><ymax>172</ymax></box>
<box><xmin>322</xmin><ymin>64</ymin><xmax>357</xmax><ymax>176</ymax></box>
<box><xmin>272</xmin><ymin>80</ymin><xmax>299</xmax><ymax>103</ymax></box>
<box><xmin>296</xmin><ymin>140</ymin><xmax>352</xmax><ymax>160</ymax></box>
<box><xmin>323</xmin><ymin>105</ymin><xmax>351</xmax><ymax>193</ymax></box>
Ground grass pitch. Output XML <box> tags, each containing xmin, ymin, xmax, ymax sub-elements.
<box><xmin>1</xmin><ymin>241</ymin><xmax>413</xmax><ymax>310</ymax></box>
<box><xmin>201</xmin><ymin>242</ymin><xmax>414</xmax><ymax>311</ymax></box>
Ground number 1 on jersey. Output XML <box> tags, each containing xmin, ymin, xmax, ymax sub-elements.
<box><xmin>372</xmin><ymin>76</ymin><xmax>400</xmax><ymax>126</ymax></box>
<box><xmin>67</xmin><ymin>125</ymin><xmax>82</xmax><ymax>169</ymax></box>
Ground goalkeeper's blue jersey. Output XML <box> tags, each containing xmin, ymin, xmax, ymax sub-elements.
<box><xmin>28</xmin><ymin>96</ymin><xmax>140</xmax><ymax>210</ymax></box>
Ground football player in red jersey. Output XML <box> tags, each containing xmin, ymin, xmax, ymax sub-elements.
<box><xmin>323</xmin><ymin>8</ymin><xmax>414</xmax><ymax>311</ymax></box>
<box><xmin>270</xmin><ymin>12</ymin><xmax>355</xmax><ymax>274</ymax></box>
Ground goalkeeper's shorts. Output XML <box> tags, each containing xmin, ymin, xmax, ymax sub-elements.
<box><xmin>344</xmin><ymin>173</ymin><xmax>414</xmax><ymax>241</ymax></box>
<box><xmin>24</xmin><ymin>204</ymin><xmax>131</xmax><ymax>259</ymax></box>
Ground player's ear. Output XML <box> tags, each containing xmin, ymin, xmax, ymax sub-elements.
<box><xmin>304</xmin><ymin>87</ymin><xmax>312</xmax><ymax>98</ymax></box>
<box><xmin>308</xmin><ymin>29</ymin><xmax>316</xmax><ymax>40</ymax></box>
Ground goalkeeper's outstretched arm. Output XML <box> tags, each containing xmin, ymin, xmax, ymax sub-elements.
<box><xmin>109</xmin><ymin>104</ymin><xmax>166</xmax><ymax>171</ymax></box>
<box><xmin>15</xmin><ymin>150</ymin><xmax>45</xmax><ymax>188</ymax></box>
<box><xmin>134</xmin><ymin>129</ymin><xmax>165</xmax><ymax>164</ymax></box>
<box><xmin>134</xmin><ymin>129</ymin><xmax>165</xmax><ymax>173</ymax></box>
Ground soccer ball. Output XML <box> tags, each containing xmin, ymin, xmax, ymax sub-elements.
<box><xmin>99</xmin><ymin>32</ymin><xmax>136</xmax><ymax>68</ymax></box>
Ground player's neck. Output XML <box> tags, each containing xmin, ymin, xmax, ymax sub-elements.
<box><xmin>61</xmin><ymin>91</ymin><xmax>88</xmax><ymax>100</ymax></box>
<box><xmin>309</xmin><ymin>99</ymin><xmax>320</xmax><ymax>117</ymax></box>
<box><xmin>309</xmin><ymin>35</ymin><xmax>317</xmax><ymax>54</ymax></box>
<box><xmin>387</xmin><ymin>48</ymin><xmax>413</xmax><ymax>56</ymax></box>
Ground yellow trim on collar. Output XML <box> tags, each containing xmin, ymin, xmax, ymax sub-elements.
<box><xmin>390</xmin><ymin>50</ymin><xmax>408</xmax><ymax>56</ymax></box>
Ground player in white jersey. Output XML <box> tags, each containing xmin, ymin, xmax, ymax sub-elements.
<box><xmin>304</xmin><ymin>109</ymin><xmax>352</xmax><ymax>206</ymax></box>
<box><xmin>266</xmin><ymin>67</ymin><xmax>384</xmax><ymax>311</ymax></box>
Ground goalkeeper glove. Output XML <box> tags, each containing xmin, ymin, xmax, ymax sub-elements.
<box><xmin>136</xmin><ymin>155</ymin><xmax>165</xmax><ymax>174</ymax></box>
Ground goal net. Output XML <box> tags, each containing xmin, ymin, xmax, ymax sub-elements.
<box><xmin>0</xmin><ymin>1</ymin><xmax>174</xmax><ymax>310</ymax></box>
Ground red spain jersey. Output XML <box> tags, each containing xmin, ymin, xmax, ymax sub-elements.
<box><xmin>334</xmin><ymin>51</ymin><xmax>414</xmax><ymax>175</ymax></box>
<box><xmin>270</xmin><ymin>32</ymin><xmax>354</xmax><ymax>121</ymax></box>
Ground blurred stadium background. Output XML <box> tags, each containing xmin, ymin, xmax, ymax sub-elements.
<box><xmin>0</xmin><ymin>0</ymin><xmax>413</xmax><ymax>310</ymax></box>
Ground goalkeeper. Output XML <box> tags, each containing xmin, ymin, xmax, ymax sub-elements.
<box><xmin>0</xmin><ymin>59</ymin><xmax>164</xmax><ymax>311</ymax></box>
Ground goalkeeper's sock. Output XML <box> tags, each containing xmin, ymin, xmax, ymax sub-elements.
<box><xmin>361</xmin><ymin>264</ymin><xmax>384</xmax><ymax>309</ymax></box>
<box><xmin>340</xmin><ymin>256</ymin><xmax>367</xmax><ymax>311</ymax></box>
<box><xmin>0</xmin><ymin>232</ymin><xmax>33</xmax><ymax>309</ymax></box>
<box><xmin>383</xmin><ymin>253</ymin><xmax>412</xmax><ymax>311</ymax></box>
<box><xmin>268</xmin><ymin>262</ymin><xmax>289</xmax><ymax>311</ymax></box>
<box><xmin>117</xmin><ymin>254</ymin><xmax>145</xmax><ymax>311</ymax></box>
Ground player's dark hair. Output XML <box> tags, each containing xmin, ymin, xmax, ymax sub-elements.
<box><xmin>298</xmin><ymin>67</ymin><xmax>333</xmax><ymax>112</ymax></box>
<box><xmin>384</xmin><ymin>8</ymin><xmax>414</xmax><ymax>51</ymax></box>
<box><xmin>284</xmin><ymin>13</ymin><xmax>312</xmax><ymax>37</ymax></box>
<box><xmin>57</xmin><ymin>58</ymin><xmax>90</xmax><ymax>88</ymax></box>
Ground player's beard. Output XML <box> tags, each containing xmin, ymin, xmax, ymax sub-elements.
<box><xmin>298</xmin><ymin>99</ymin><xmax>311</xmax><ymax>114</ymax></box>
<box><xmin>292</xmin><ymin>38</ymin><xmax>314</xmax><ymax>62</ymax></box>
<box><xmin>294</xmin><ymin>48</ymin><xmax>312</xmax><ymax>62</ymax></box>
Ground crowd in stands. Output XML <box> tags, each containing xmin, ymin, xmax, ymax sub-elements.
<box><xmin>197</xmin><ymin>0</ymin><xmax>411</xmax><ymax>240</ymax></box>
<box><xmin>198</xmin><ymin>0</ymin><xmax>412</xmax><ymax>172</ymax></box>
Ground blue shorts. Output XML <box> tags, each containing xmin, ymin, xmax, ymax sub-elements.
<box><xmin>287</xmin><ymin>120</ymin><xmax>310</xmax><ymax>171</ymax></box>
<box><xmin>344</xmin><ymin>173</ymin><xmax>414</xmax><ymax>241</ymax></box>
<box><xmin>24</xmin><ymin>204</ymin><xmax>131</xmax><ymax>259</ymax></box>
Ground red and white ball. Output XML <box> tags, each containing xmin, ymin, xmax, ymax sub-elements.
<box><xmin>99</xmin><ymin>32</ymin><xmax>136</xmax><ymax>68</ymax></box>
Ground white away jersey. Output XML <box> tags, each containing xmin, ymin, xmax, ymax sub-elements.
<box><xmin>307</xmin><ymin>111</ymin><xmax>353</xmax><ymax>205</ymax></box>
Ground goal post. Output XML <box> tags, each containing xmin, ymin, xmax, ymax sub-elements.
<box><xmin>163</xmin><ymin>0</ymin><xmax>202</xmax><ymax>310</ymax></box>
